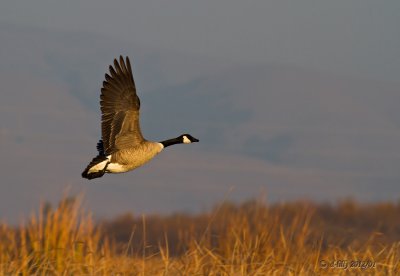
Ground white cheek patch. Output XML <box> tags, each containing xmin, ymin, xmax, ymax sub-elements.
<box><xmin>183</xmin><ymin>136</ymin><xmax>191</xmax><ymax>144</ymax></box>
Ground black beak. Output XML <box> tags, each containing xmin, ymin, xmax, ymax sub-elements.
<box><xmin>192</xmin><ymin>137</ymin><xmax>199</xmax><ymax>142</ymax></box>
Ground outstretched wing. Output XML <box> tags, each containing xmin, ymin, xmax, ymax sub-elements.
<box><xmin>100</xmin><ymin>56</ymin><xmax>144</xmax><ymax>154</ymax></box>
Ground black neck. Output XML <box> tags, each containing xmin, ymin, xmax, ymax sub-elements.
<box><xmin>160</xmin><ymin>137</ymin><xmax>182</xmax><ymax>148</ymax></box>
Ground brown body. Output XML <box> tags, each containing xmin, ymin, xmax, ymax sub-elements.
<box><xmin>106</xmin><ymin>142</ymin><xmax>164</xmax><ymax>173</ymax></box>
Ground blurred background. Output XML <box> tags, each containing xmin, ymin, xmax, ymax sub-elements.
<box><xmin>1</xmin><ymin>0</ymin><xmax>399</xmax><ymax>223</ymax></box>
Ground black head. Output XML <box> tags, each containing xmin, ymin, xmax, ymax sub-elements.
<box><xmin>160</xmin><ymin>134</ymin><xmax>199</xmax><ymax>148</ymax></box>
<box><xmin>179</xmin><ymin>134</ymin><xmax>199</xmax><ymax>144</ymax></box>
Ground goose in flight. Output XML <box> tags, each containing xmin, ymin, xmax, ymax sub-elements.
<box><xmin>82</xmin><ymin>56</ymin><xmax>199</xmax><ymax>180</ymax></box>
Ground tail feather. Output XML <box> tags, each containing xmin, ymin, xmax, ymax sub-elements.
<box><xmin>96</xmin><ymin>140</ymin><xmax>106</xmax><ymax>156</ymax></box>
<box><xmin>82</xmin><ymin>155</ymin><xmax>109</xmax><ymax>180</ymax></box>
<box><xmin>82</xmin><ymin>140</ymin><xmax>109</xmax><ymax>180</ymax></box>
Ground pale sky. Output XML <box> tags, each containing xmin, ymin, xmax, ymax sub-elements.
<box><xmin>1</xmin><ymin>1</ymin><xmax>399</xmax><ymax>81</ymax></box>
<box><xmin>0</xmin><ymin>1</ymin><xmax>400</xmax><ymax>223</ymax></box>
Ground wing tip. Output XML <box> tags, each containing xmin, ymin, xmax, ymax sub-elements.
<box><xmin>108</xmin><ymin>55</ymin><xmax>133</xmax><ymax>75</ymax></box>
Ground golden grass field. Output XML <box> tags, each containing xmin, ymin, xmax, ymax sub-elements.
<box><xmin>0</xmin><ymin>194</ymin><xmax>399</xmax><ymax>275</ymax></box>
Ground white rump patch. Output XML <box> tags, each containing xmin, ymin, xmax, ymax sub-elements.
<box><xmin>107</xmin><ymin>163</ymin><xmax>127</xmax><ymax>173</ymax></box>
<box><xmin>88</xmin><ymin>160</ymin><xmax>108</xmax><ymax>174</ymax></box>
<box><xmin>183</xmin><ymin>135</ymin><xmax>191</xmax><ymax>144</ymax></box>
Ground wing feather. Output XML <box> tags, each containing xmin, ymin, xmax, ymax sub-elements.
<box><xmin>100</xmin><ymin>56</ymin><xmax>144</xmax><ymax>154</ymax></box>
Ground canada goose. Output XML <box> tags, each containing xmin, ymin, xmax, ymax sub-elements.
<box><xmin>82</xmin><ymin>56</ymin><xmax>199</xmax><ymax>180</ymax></box>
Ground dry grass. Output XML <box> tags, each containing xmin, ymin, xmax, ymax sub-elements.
<box><xmin>0</xmin><ymin>195</ymin><xmax>399</xmax><ymax>275</ymax></box>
